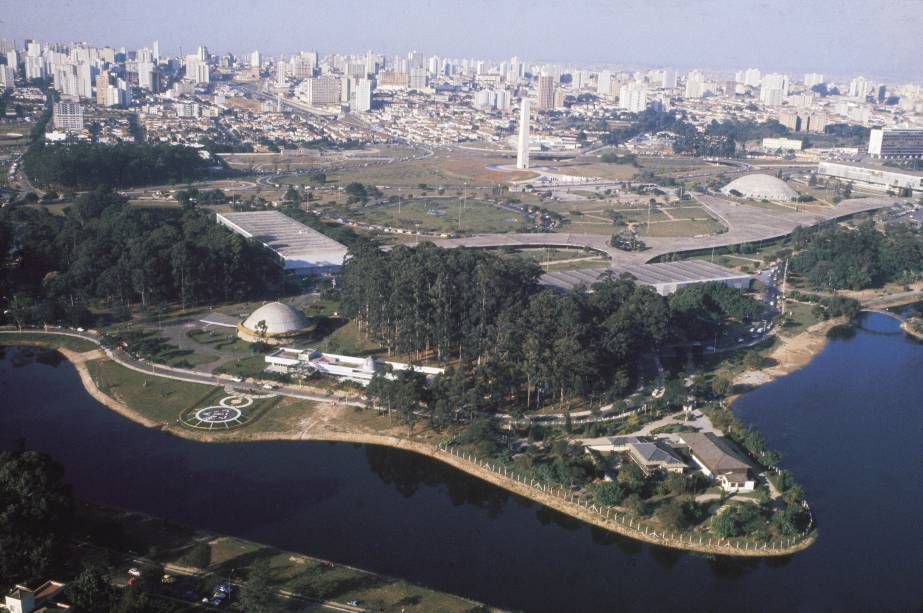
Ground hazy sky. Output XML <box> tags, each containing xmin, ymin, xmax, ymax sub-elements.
<box><xmin>4</xmin><ymin>0</ymin><xmax>922</xmax><ymax>81</ymax></box>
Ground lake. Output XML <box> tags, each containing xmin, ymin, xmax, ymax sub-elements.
<box><xmin>1</xmin><ymin>312</ymin><xmax>920</xmax><ymax>612</ymax></box>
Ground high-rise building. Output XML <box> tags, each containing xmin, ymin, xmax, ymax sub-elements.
<box><xmin>804</xmin><ymin>72</ymin><xmax>824</xmax><ymax>87</ymax></box>
<box><xmin>597</xmin><ymin>70</ymin><xmax>612</xmax><ymax>96</ymax></box>
<box><xmin>53</xmin><ymin>101</ymin><xmax>84</xmax><ymax>131</ymax></box>
<box><xmin>95</xmin><ymin>70</ymin><xmax>110</xmax><ymax>105</ymax></box>
<box><xmin>868</xmin><ymin>128</ymin><xmax>923</xmax><ymax>159</ymax></box>
<box><xmin>298</xmin><ymin>75</ymin><xmax>341</xmax><ymax>106</ymax></box>
<box><xmin>536</xmin><ymin>75</ymin><xmax>555</xmax><ymax>110</ymax></box>
<box><xmin>516</xmin><ymin>99</ymin><xmax>530</xmax><ymax>170</ymax></box>
<box><xmin>0</xmin><ymin>39</ymin><xmax>15</xmax><ymax>53</ymax></box>
<box><xmin>495</xmin><ymin>89</ymin><xmax>511</xmax><ymax>112</ymax></box>
<box><xmin>684</xmin><ymin>70</ymin><xmax>705</xmax><ymax>98</ymax></box>
<box><xmin>619</xmin><ymin>83</ymin><xmax>648</xmax><ymax>113</ymax></box>
<box><xmin>354</xmin><ymin>78</ymin><xmax>373</xmax><ymax>111</ymax></box>
<box><xmin>137</xmin><ymin>61</ymin><xmax>157</xmax><ymax>91</ymax></box>
<box><xmin>804</xmin><ymin>112</ymin><xmax>827</xmax><ymax>133</ymax></box>
<box><xmin>409</xmin><ymin>67</ymin><xmax>428</xmax><ymax>89</ymax></box>
<box><xmin>848</xmin><ymin>76</ymin><xmax>869</xmax><ymax>99</ymax></box>
<box><xmin>661</xmin><ymin>69</ymin><xmax>677</xmax><ymax>89</ymax></box>
<box><xmin>553</xmin><ymin>87</ymin><xmax>567</xmax><ymax>109</ymax></box>
<box><xmin>779</xmin><ymin>110</ymin><xmax>801</xmax><ymax>132</ymax></box>
<box><xmin>250</xmin><ymin>50</ymin><xmax>261</xmax><ymax>68</ymax></box>
<box><xmin>185</xmin><ymin>54</ymin><xmax>210</xmax><ymax>84</ymax></box>
<box><xmin>0</xmin><ymin>65</ymin><xmax>15</xmax><ymax>88</ymax></box>
<box><xmin>25</xmin><ymin>55</ymin><xmax>46</xmax><ymax>80</ymax></box>
<box><xmin>509</xmin><ymin>56</ymin><xmax>522</xmax><ymax>83</ymax></box>
<box><xmin>152</xmin><ymin>40</ymin><xmax>160</xmax><ymax>62</ymax></box>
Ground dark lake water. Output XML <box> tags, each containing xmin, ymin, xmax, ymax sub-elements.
<box><xmin>1</xmin><ymin>312</ymin><xmax>921</xmax><ymax>612</ymax></box>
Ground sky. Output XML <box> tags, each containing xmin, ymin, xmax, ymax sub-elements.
<box><xmin>3</xmin><ymin>0</ymin><xmax>923</xmax><ymax>82</ymax></box>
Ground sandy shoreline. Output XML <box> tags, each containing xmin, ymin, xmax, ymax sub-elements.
<box><xmin>23</xmin><ymin>347</ymin><xmax>816</xmax><ymax>557</ymax></box>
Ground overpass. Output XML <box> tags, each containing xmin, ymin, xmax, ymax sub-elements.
<box><xmin>418</xmin><ymin>195</ymin><xmax>908</xmax><ymax>270</ymax></box>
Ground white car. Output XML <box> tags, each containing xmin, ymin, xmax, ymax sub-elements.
<box><xmin>128</xmin><ymin>567</ymin><xmax>142</xmax><ymax>577</ymax></box>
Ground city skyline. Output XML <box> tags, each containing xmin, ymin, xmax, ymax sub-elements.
<box><xmin>4</xmin><ymin>0</ymin><xmax>923</xmax><ymax>82</ymax></box>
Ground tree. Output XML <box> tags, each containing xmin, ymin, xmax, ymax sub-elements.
<box><xmin>110</xmin><ymin>584</ymin><xmax>149</xmax><ymax>613</ymax></box>
<box><xmin>591</xmin><ymin>481</ymin><xmax>625</xmax><ymax>506</ymax></box>
<box><xmin>617</xmin><ymin>462</ymin><xmax>645</xmax><ymax>495</ymax></box>
<box><xmin>65</xmin><ymin>564</ymin><xmax>114</xmax><ymax>613</ymax></box>
<box><xmin>0</xmin><ymin>451</ymin><xmax>75</xmax><ymax>584</ymax></box>
<box><xmin>655</xmin><ymin>498</ymin><xmax>687</xmax><ymax>530</ymax></box>
<box><xmin>710</xmin><ymin>503</ymin><xmax>763</xmax><ymax>537</ymax></box>
<box><xmin>239</xmin><ymin>560</ymin><xmax>281</xmax><ymax>613</ymax></box>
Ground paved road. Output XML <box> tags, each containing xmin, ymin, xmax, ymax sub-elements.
<box><xmin>418</xmin><ymin>194</ymin><xmax>910</xmax><ymax>269</ymax></box>
<box><xmin>0</xmin><ymin>328</ymin><xmax>365</xmax><ymax>408</ymax></box>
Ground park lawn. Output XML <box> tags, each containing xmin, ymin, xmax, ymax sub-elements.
<box><xmin>75</xmin><ymin>503</ymin><xmax>496</xmax><ymax>613</ymax></box>
<box><xmin>554</xmin><ymin>162</ymin><xmax>638</xmax><ymax>181</ymax></box>
<box><xmin>542</xmin><ymin>259</ymin><xmax>609</xmax><ymax>272</ymax></box>
<box><xmin>350</xmin><ymin>152</ymin><xmax>536</xmax><ymax>186</ymax></box>
<box><xmin>780</xmin><ymin>301</ymin><xmax>823</xmax><ymax>337</ymax></box>
<box><xmin>0</xmin><ymin>332</ymin><xmax>99</xmax><ymax>353</ymax></box>
<box><xmin>306</xmin><ymin>319</ymin><xmax>386</xmax><ymax>357</ymax></box>
<box><xmin>207</xmin><ymin>537</ymin><xmax>494</xmax><ymax>612</ymax></box>
<box><xmin>618</xmin><ymin>208</ymin><xmax>671</xmax><ymax>223</ymax></box>
<box><xmin>637</xmin><ymin>218</ymin><xmax>725</xmax><ymax>237</ymax></box>
<box><xmin>496</xmin><ymin>247</ymin><xmax>602</xmax><ymax>263</ymax></box>
<box><xmin>239</xmin><ymin>397</ymin><xmax>321</xmax><ymax>434</ymax></box>
<box><xmin>664</xmin><ymin>205</ymin><xmax>715</xmax><ymax>220</ymax></box>
<box><xmin>85</xmin><ymin>358</ymin><xmax>218</xmax><ymax>423</ymax></box>
<box><xmin>560</xmin><ymin>219</ymin><xmax>619</xmax><ymax>235</ymax></box>
<box><xmin>213</xmin><ymin>355</ymin><xmax>269</xmax><ymax>379</ymax></box>
<box><xmin>187</xmin><ymin>328</ymin><xmax>252</xmax><ymax>354</ymax></box>
<box><xmin>715</xmin><ymin>254</ymin><xmax>764</xmax><ymax>270</ymax></box>
<box><xmin>350</xmin><ymin>198</ymin><xmax>526</xmax><ymax>234</ymax></box>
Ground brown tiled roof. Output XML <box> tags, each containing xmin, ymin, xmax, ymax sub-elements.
<box><xmin>678</xmin><ymin>432</ymin><xmax>751</xmax><ymax>474</ymax></box>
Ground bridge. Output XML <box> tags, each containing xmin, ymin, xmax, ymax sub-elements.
<box><xmin>862</xmin><ymin>308</ymin><xmax>906</xmax><ymax>322</ymax></box>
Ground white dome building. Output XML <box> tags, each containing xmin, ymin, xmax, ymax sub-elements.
<box><xmin>238</xmin><ymin>302</ymin><xmax>310</xmax><ymax>344</ymax></box>
<box><xmin>721</xmin><ymin>174</ymin><xmax>799</xmax><ymax>201</ymax></box>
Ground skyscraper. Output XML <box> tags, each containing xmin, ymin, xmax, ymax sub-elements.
<box><xmin>661</xmin><ymin>69</ymin><xmax>677</xmax><ymax>89</ymax></box>
<box><xmin>355</xmin><ymin>78</ymin><xmax>372</xmax><ymax>111</ymax></box>
<box><xmin>684</xmin><ymin>70</ymin><xmax>705</xmax><ymax>98</ymax></box>
<box><xmin>597</xmin><ymin>70</ymin><xmax>612</xmax><ymax>96</ymax></box>
<box><xmin>516</xmin><ymin>99</ymin><xmax>530</xmax><ymax>170</ymax></box>
<box><xmin>536</xmin><ymin>75</ymin><xmax>555</xmax><ymax>110</ymax></box>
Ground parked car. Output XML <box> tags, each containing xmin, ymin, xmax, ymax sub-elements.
<box><xmin>127</xmin><ymin>568</ymin><xmax>142</xmax><ymax>577</ymax></box>
<box><xmin>161</xmin><ymin>574</ymin><xmax>176</xmax><ymax>584</ymax></box>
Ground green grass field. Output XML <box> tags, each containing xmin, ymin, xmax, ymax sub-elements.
<box><xmin>0</xmin><ymin>332</ymin><xmax>99</xmax><ymax>352</ymax></box>
<box><xmin>637</xmin><ymin>218</ymin><xmax>726</xmax><ymax>237</ymax></box>
<box><xmin>351</xmin><ymin>198</ymin><xmax>526</xmax><ymax>234</ymax></box>
<box><xmin>85</xmin><ymin>358</ymin><xmax>218</xmax><ymax>423</ymax></box>
<box><xmin>74</xmin><ymin>503</ymin><xmax>493</xmax><ymax>613</ymax></box>
<box><xmin>214</xmin><ymin>355</ymin><xmax>268</xmax><ymax>379</ymax></box>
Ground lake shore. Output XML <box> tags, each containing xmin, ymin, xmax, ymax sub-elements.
<box><xmin>3</xmin><ymin>338</ymin><xmax>821</xmax><ymax>557</ymax></box>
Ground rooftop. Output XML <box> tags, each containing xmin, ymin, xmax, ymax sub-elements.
<box><xmin>677</xmin><ymin>432</ymin><xmax>752</xmax><ymax>474</ymax></box>
<box><xmin>216</xmin><ymin>211</ymin><xmax>348</xmax><ymax>269</ymax></box>
<box><xmin>540</xmin><ymin>260</ymin><xmax>750</xmax><ymax>292</ymax></box>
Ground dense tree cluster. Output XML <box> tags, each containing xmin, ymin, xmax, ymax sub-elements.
<box><xmin>23</xmin><ymin>142</ymin><xmax>211</xmax><ymax>189</ymax></box>
<box><xmin>0</xmin><ymin>188</ymin><xmax>277</xmax><ymax>326</ymax></box>
<box><xmin>0</xmin><ymin>450</ymin><xmax>74</xmax><ymax>586</ymax></box>
<box><xmin>669</xmin><ymin>282</ymin><xmax>765</xmax><ymax>340</ymax></box>
<box><xmin>790</xmin><ymin>223</ymin><xmax>923</xmax><ymax>290</ymax></box>
<box><xmin>342</xmin><ymin>243</ymin><xmax>672</xmax><ymax>413</ymax></box>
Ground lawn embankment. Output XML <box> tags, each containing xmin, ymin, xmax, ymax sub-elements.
<box><xmin>74</xmin><ymin>502</ymin><xmax>499</xmax><ymax>612</ymax></box>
